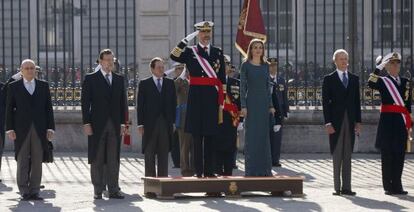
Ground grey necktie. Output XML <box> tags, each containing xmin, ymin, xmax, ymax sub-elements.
<box><xmin>105</xmin><ymin>73</ymin><xmax>111</xmax><ymax>86</ymax></box>
<box><xmin>157</xmin><ymin>78</ymin><xmax>162</xmax><ymax>92</ymax></box>
<box><xmin>342</xmin><ymin>72</ymin><xmax>348</xmax><ymax>88</ymax></box>
<box><xmin>27</xmin><ymin>81</ymin><xmax>34</xmax><ymax>95</ymax></box>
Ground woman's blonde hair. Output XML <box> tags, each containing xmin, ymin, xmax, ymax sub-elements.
<box><xmin>244</xmin><ymin>38</ymin><xmax>267</xmax><ymax>64</ymax></box>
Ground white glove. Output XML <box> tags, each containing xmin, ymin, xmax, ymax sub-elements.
<box><xmin>237</xmin><ymin>122</ymin><xmax>244</xmax><ymax>131</ymax></box>
<box><xmin>182</xmin><ymin>31</ymin><xmax>199</xmax><ymax>44</ymax></box>
<box><xmin>286</xmin><ymin>113</ymin><xmax>289</xmax><ymax>119</ymax></box>
<box><xmin>376</xmin><ymin>54</ymin><xmax>392</xmax><ymax>71</ymax></box>
<box><xmin>273</xmin><ymin>125</ymin><xmax>281</xmax><ymax>132</ymax></box>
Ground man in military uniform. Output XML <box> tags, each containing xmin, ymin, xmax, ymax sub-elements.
<box><xmin>368</xmin><ymin>52</ymin><xmax>411</xmax><ymax>195</ymax></box>
<box><xmin>169</xmin><ymin>63</ymin><xmax>184</xmax><ymax>168</ymax></box>
<box><xmin>214</xmin><ymin>55</ymin><xmax>241</xmax><ymax>176</ymax></box>
<box><xmin>175</xmin><ymin>67</ymin><xmax>194</xmax><ymax>176</ymax></box>
<box><xmin>170</xmin><ymin>21</ymin><xmax>226</xmax><ymax>177</ymax></box>
<box><xmin>268</xmin><ymin>58</ymin><xmax>289</xmax><ymax>167</ymax></box>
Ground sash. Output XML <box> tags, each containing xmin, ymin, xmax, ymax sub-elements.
<box><xmin>381</xmin><ymin>77</ymin><xmax>412</xmax><ymax>129</ymax></box>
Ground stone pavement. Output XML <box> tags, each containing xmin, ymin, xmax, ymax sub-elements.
<box><xmin>0</xmin><ymin>152</ymin><xmax>413</xmax><ymax>212</ymax></box>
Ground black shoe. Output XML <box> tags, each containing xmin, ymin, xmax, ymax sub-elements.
<box><xmin>205</xmin><ymin>192</ymin><xmax>222</xmax><ymax>197</ymax></box>
<box><xmin>109</xmin><ymin>192</ymin><xmax>124</xmax><ymax>199</ymax></box>
<box><xmin>393</xmin><ymin>190</ymin><xmax>408</xmax><ymax>195</ymax></box>
<box><xmin>94</xmin><ymin>193</ymin><xmax>102</xmax><ymax>200</ymax></box>
<box><xmin>144</xmin><ymin>192</ymin><xmax>157</xmax><ymax>199</ymax></box>
<box><xmin>20</xmin><ymin>194</ymin><xmax>31</xmax><ymax>201</ymax></box>
<box><xmin>40</xmin><ymin>185</ymin><xmax>45</xmax><ymax>189</ymax></box>
<box><xmin>341</xmin><ymin>190</ymin><xmax>356</xmax><ymax>196</ymax></box>
<box><xmin>385</xmin><ymin>190</ymin><xmax>394</xmax><ymax>195</ymax></box>
<box><xmin>30</xmin><ymin>193</ymin><xmax>44</xmax><ymax>201</ymax></box>
<box><xmin>0</xmin><ymin>179</ymin><xmax>2</xmax><ymax>182</ymax></box>
<box><xmin>332</xmin><ymin>190</ymin><xmax>341</xmax><ymax>196</ymax></box>
<box><xmin>272</xmin><ymin>163</ymin><xmax>282</xmax><ymax>167</ymax></box>
<box><xmin>233</xmin><ymin>165</ymin><xmax>238</xmax><ymax>169</ymax></box>
<box><xmin>194</xmin><ymin>174</ymin><xmax>203</xmax><ymax>178</ymax></box>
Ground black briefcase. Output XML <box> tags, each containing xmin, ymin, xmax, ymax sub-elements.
<box><xmin>45</xmin><ymin>141</ymin><xmax>54</xmax><ymax>163</ymax></box>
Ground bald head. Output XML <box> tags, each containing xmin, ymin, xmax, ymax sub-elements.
<box><xmin>20</xmin><ymin>59</ymin><xmax>36</xmax><ymax>81</ymax></box>
<box><xmin>21</xmin><ymin>59</ymin><xmax>36</xmax><ymax>67</ymax></box>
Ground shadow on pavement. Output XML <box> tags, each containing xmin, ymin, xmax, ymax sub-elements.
<box><xmin>343</xmin><ymin>195</ymin><xmax>408</xmax><ymax>212</ymax></box>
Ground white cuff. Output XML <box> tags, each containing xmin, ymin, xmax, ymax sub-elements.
<box><xmin>47</xmin><ymin>129</ymin><xmax>55</xmax><ymax>134</ymax></box>
<box><xmin>325</xmin><ymin>123</ymin><xmax>332</xmax><ymax>126</ymax></box>
<box><xmin>138</xmin><ymin>125</ymin><xmax>144</xmax><ymax>128</ymax></box>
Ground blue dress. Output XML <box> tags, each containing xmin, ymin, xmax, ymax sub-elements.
<box><xmin>240</xmin><ymin>61</ymin><xmax>273</xmax><ymax>176</ymax></box>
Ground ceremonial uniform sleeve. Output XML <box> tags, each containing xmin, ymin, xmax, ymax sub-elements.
<box><xmin>170</xmin><ymin>41</ymin><xmax>188</xmax><ymax>64</ymax></box>
<box><xmin>240</xmin><ymin>63</ymin><xmax>248</xmax><ymax>108</ymax></box>
<box><xmin>367</xmin><ymin>68</ymin><xmax>381</xmax><ymax>90</ymax></box>
<box><xmin>322</xmin><ymin>76</ymin><xmax>332</xmax><ymax>124</ymax></box>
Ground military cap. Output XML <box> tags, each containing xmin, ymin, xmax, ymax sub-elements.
<box><xmin>194</xmin><ymin>21</ymin><xmax>214</xmax><ymax>31</ymax></box>
<box><xmin>388</xmin><ymin>52</ymin><xmax>402</xmax><ymax>62</ymax></box>
<box><xmin>267</xmin><ymin>57</ymin><xmax>278</xmax><ymax>64</ymax></box>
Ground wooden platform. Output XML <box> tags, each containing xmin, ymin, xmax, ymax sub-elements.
<box><xmin>142</xmin><ymin>175</ymin><xmax>304</xmax><ymax>199</ymax></box>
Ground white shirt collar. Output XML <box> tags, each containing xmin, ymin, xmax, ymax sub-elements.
<box><xmin>100</xmin><ymin>68</ymin><xmax>112</xmax><ymax>78</ymax></box>
<box><xmin>152</xmin><ymin>75</ymin><xmax>163</xmax><ymax>83</ymax></box>
<box><xmin>336</xmin><ymin>69</ymin><xmax>348</xmax><ymax>80</ymax></box>
<box><xmin>23</xmin><ymin>77</ymin><xmax>35</xmax><ymax>84</ymax></box>
<box><xmin>199</xmin><ymin>43</ymin><xmax>211</xmax><ymax>54</ymax></box>
<box><xmin>199</xmin><ymin>42</ymin><xmax>210</xmax><ymax>49</ymax></box>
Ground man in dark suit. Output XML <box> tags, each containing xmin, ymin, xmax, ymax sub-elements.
<box><xmin>170</xmin><ymin>21</ymin><xmax>226</xmax><ymax>178</ymax></box>
<box><xmin>368</xmin><ymin>52</ymin><xmax>411</xmax><ymax>195</ymax></box>
<box><xmin>137</xmin><ymin>57</ymin><xmax>176</xmax><ymax>184</ymax></box>
<box><xmin>81</xmin><ymin>49</ymin><xmax>127</xmax><ymax>200</ymax></box>
<box><xmin>268</xmin><ymin>57</ymin><xmax>289</xmax><ymax>167</ymax></box>
<box><xmin>5</xmin><ymin>59</ymin><xmax>55</xmax><ymax>201</ymax></box>
<box><xmin>322</xmin><ymin>49</ymin><xmax>361</xmax><ymax>196</ymax></box>
<box><xmin>214</xmin><ymin>55</ymin><xmax>241</xmax><ymax>176</ymax></box>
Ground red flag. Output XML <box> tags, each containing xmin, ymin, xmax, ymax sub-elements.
<box><xmin>235</xmin><ymin>0</ymin><xmax>267</xmax><ymax>57</ymax></box>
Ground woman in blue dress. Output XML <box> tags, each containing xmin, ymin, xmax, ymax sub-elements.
<box><xmin>240</xmin><ymin>39</ymin><xmax>275</xmax><ymax>176</ymax></box>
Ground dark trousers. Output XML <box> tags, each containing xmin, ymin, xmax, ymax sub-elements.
<box><xmin>178</xmin><ymin>129</ymin><xmax>194</xmax><ymax>176</ymax></box>
<box><xmin>91</xmin><ymin>121</ymin><xmax>120</xmax><ymax>195</ymax></box>
<box><xmin>332</xmin><ymin>112</ymin><xmax>353</xmax><ymax>192</ymax></box>
<box><xmin>215</xmin><ymin>150</ymin><xmax>234</xmax><ymax>176</ymax></box>
<box><xmin>269</xmin><ymin>126</ymin><xmax>282</xmax><ymax>164</ymax></box>
<box><xmin>17</xmin><ymin>125</ymin><xmax>43</xmax><ymax>195</ymax></box>
<box><xmin>381</xmin><ymin>149</ymin><xmax>405</xmax><ymax>192</ymax></box>
<box><xmin>193</xmin><ymin>135</ymin><xmax>214</xmax><ymax>177</ymax></box>
<box><xmin>0</xmin><ymin>136</ymin><xmax>3</xmax><ymax>174</ymax></box>
<box><xmin>144</xmin><ymin>116</ymin><xmax>170</xmax><ymax>177</ymax></box>
<box><xmin>170</xmin><ymin>131</ymin><xmax>180</xmax><ymax>167</ymax></box>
